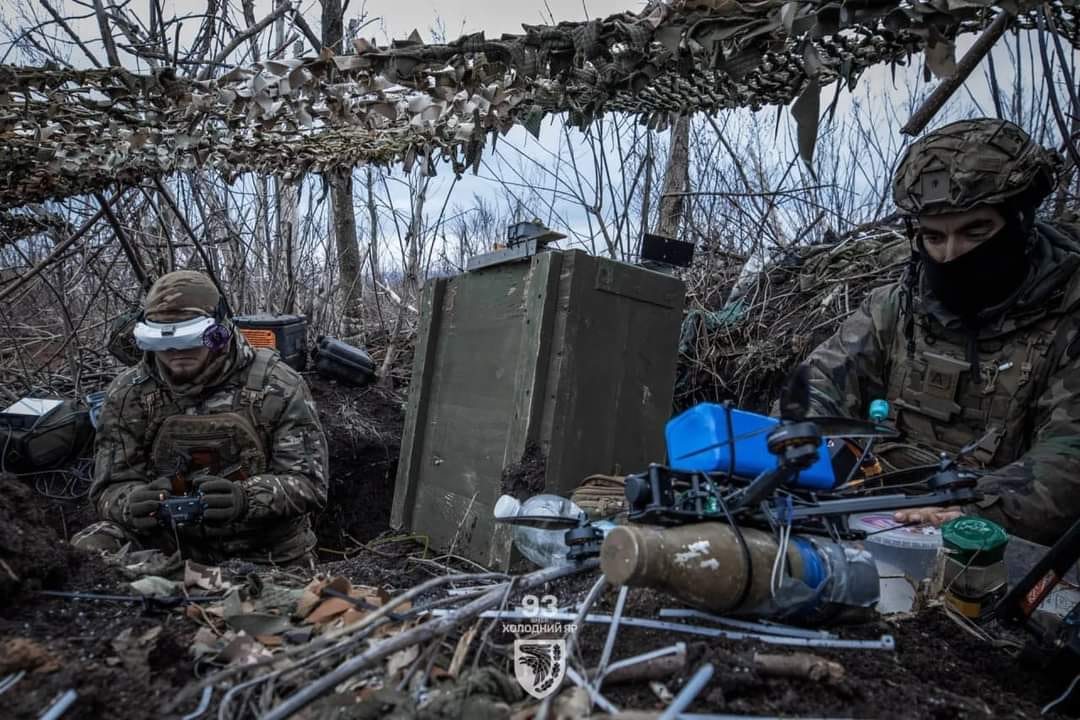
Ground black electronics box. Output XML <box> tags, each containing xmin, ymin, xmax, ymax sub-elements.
<box><xmin>233</xmin><ymin>314</ymin><xmax>307</xmax><ymax>370</ymax></box>
<box><xmin>313</xmin><ymin>336</ymin><xmax>376</xmax><ymax>387</ymax></box>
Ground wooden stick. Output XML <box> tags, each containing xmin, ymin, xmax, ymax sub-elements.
<box><xmin>592</xmin><ymin>647</ymin><xmax>687</xmax><ymax>685</ymax></box>
<box><xmin>753</xmin><ymin>652</ymin><xmax>845</xmax><ymax>683</ymax></box>
<box><xmin>263</xmin><ymin>560</ymin><xmax>599</xmax><ymax>720</ymax></box>
<box><xmin>901</xmin><ymin>11</ymin><xmax>1011</xmax><ymax>136</ymax></box>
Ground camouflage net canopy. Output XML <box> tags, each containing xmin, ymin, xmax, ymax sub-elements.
<box><xmin>1</xmin><ymin>0</ymin><xmax>1078</xmax><ymax>209</ymax></box>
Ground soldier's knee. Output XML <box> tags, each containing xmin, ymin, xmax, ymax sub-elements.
<box><xmin>70</xmin><ymin>521</ymin><xmax>131</xmax><ymax>553</ymax></box>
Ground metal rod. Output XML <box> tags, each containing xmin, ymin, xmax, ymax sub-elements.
<box><xmin>0</xmin><ymin>671</ymin><xmax>26</xmax><ymax>696</ymax></box>
<box><xmin>659</xmin><ymin>608</ymin><xmax>835</xmax><ymax>639</ymax></box>
<box><xmin>595</xmin><ymin>585</ymin><xmax>629</xmax><ymax>682</ymax></box>
<box><xmin>181</xmin><ymin>687</ymin><xmax>213</xmax><ymax>720</ymax></box>
<box><xmin>429</xmin><ymin>609</ymin><xmax>896</xmax><ymax>650</ymax></box>
<box><xmin>39</xmin><ymin>689</ymin><xmax>78</xmax><ymax>720</ymax></box>
<box><xmin>901</xmin><ymin>11</ymin><xmax>1011</xmax><ymax>136</ymax></box>
<box><xmin>660</xmin><ymin>663</ymin><xmax>714</xmax><ymax>720</ymax></box>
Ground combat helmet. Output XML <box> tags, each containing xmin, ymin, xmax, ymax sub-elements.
<box><xmin>893</xmin><ymin>118</ymin><xmax>1060</xmax><ymax>215</ymax></box>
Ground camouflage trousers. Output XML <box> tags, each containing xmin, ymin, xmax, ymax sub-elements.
<box><xmin>71</xmin><ymin>517</ymin><xmax>318</xmax><ymax>569</ymax></box>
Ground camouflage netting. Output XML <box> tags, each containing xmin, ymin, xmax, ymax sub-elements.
<box><xmin>1</xmin><ymin>0</ymin><xmax>1078</xmax><ymax>209</ymax></box>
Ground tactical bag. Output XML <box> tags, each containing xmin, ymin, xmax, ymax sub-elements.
<box><xmin>0</xmin><ymin>399</ymin><xmax>94</xmax><ymax>473</ymax></box>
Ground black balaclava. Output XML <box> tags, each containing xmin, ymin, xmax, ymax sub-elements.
<box><xmin>917</xmin><ymin>208</ymin><xmax>1031</xmax><ymax>322</ymax></box>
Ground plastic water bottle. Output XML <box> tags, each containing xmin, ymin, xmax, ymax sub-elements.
<box><xmin>494</xmin><ymin>494</ymin><xmax>586</xmax><ymax>568</ymax></box>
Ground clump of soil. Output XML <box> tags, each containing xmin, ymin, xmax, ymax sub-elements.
<box><xmin>308</xmin><ymin>375</ymin><xmax>405</xmax><ymax>551</ymax></box>
<box><xmin>0</xmin><ymin>472</ymin><xmax>76</xmax><ymax>602</ymax></box>
<box><xmin>499</xmin><ymin>444</ymin><xmax>547</xmax><ymax>500</ymax></box>
<box><xmin>562</xmin><ymin>584</ymin><xmax>1069</xmax><ymax>719</ymax></box>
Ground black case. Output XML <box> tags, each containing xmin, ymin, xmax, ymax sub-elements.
<box><xmin>313</xmin><ymin>336</ymin><xmax>376</xmax><ymax>387</ymax></box>
<box><xmin>232</xmin><ymin>314</ymin><xmax>307</xmax><ymax>371</ymax></box>
<box><xmin>0</xmin><ymin>399</ymin><xmax>94</xmax><ymax>473</ymax></box>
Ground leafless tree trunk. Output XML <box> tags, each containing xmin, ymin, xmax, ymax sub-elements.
<box><xmin>92</xmin><ymin>0</ymin><xmax>120</xmax><ymax>66</ymax></box>
<box><xmin>322</xmin><ymin>0</ymin><xmax>364</xmax><ymax>323</ymax></box>
<box><xmin>655</xmin><ymin>115</ymin><xmax>691</xmax><ymax>237</ymax></box>
<box><xmin>377</xmin><ymin>171</ymin><xmax>429</xmax><ymax>388</ymax></box>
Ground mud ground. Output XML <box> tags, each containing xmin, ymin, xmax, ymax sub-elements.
<box><xmin>500</xmin><ymin>444</ymin><xmax>547</xmax><ymax>501</ymax></box>
<box><xmin>0</xmin><ymin>372</ymin><xmax>407</xmax><ymax>719</ymax></box>
<box><xmin>1</xmin><ymin>375</ymin><xmax>1076</xmax><ymax>719</ymax></box>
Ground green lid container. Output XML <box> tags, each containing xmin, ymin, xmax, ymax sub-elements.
<box><xmin>942</xmin><ymin>517</ymin><xmax>1008</xmax><ymax>565</ymax></box>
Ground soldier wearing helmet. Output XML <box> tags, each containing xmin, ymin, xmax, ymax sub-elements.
<box><xmin>801</xmin><ymin>118</ymin><xmax>1080</xmax><ymax>544</ymax></box>
<box><xmin>72</xmin><ymin>271</ymin><xmax>329</xmax><ymax>567</ymax></box>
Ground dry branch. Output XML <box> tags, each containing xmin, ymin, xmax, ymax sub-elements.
<box><xmin>262</xmin><ymin>559</ymin><xmax>599</xmax><ymax>720</ymax></box>
<box><xmin>902</xmin><ymin>11</ymin><xmax>1012</xmax><ymax>136</ymax></box>
<box><xmin>0</xmin><ymin>193</ymin><xmax>123</xmax><ymax>305</ymax></box>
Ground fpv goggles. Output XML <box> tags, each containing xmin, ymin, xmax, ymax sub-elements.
<box><xmin>134</xmin><ymin>315</ymin><xmax>228</xmax><ymax>352</ymax></box>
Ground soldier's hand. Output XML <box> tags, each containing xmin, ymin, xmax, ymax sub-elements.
<box><xmin>194</xmin><ymin>475</ymin><xmax>248</xmax><ymax>525</ymax></box>
<box><xmin>127</xmin><ymin>477</ymin><xmax>172</xmax><ymax>532</ymax></box>
<box><xmin>894</xmin><ymin>506</ymin><xmax>964</xmax><ymax>527</ymax></box>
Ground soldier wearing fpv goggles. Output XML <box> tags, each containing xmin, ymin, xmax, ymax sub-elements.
<box><xmin>72</xmin><ymin>271</ymin><xmax>329</xmax><ymax>567</ymax></box>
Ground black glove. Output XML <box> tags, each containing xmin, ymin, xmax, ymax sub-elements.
<box><xmin>127</xmin><ymin>477</ymin><xmax>172</xmax><ymax>532</ymax></box>
<box><xmin>194</xmin><ymin>475</ymin><xmax>248</xmax><ymax>525</ymax></box>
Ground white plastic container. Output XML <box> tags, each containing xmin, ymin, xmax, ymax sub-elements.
<box><xmin>494</xmin><ymin>494</ymin><xmax>584</xmax><ymax>568</ymax></box>
<box><xmin>849</xmin><ymin>513</ymin><xmax>943</xmax><ymax>583</ymax></box>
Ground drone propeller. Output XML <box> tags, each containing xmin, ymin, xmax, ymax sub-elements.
<box><xmin>492</xmin><ymin>514</ymin><xmax>583</xmax><ymax>530</ymax></box>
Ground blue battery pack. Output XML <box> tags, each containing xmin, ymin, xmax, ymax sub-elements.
<box><xmin>665</xmin><ymin>403</ymin><xmax>838</xmax><ymax>489</ymax></box>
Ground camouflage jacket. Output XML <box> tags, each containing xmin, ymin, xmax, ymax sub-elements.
<box><xmin>90</xmin><ymin>336</ymin><xmax>329</xmax><ymax>564</ymax></box>
<box><xmin>803</xmin><ymin>222</ymin><xmax>1080</xmax><ymax>545</ymax></box>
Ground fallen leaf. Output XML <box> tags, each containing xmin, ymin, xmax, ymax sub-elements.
<box><xmin>342</xmin><ymin>608</ymin><xmax>369</xmax><ymax>626</ymax></box>
<box><xmin>448</xmin><ymin>621</ymin><xmax>480</xmax><ymax>678</ymax></box>
<box><xmin>219</xmin><ymin>635</ymin><xmax>274</xmax><ymax>666</ymax></box>
<box><xmin>305</xmin><ymin>597</ymin><xmax>354</xmax><ymax>625</ymax></box>
<box><xmin>0</xmin><ymin>638</ymin><xmax>61</xmax><ymax>674</ymax></box>
<box><xmin>386</xmin><ymin>645</ymin><xmax>419</xmax><ymax>679</ymax></box>
<box><xmin>111</xmin><ymin>627</ymin><xmax>161</xmax><ymax>676</ymax></box>
<box><xmin>226</xmin><ymin>613</ymin><xmax>292</xmax><ymax>636</ymax></box>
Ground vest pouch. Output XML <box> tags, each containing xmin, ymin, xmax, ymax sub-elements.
<box><xmin>0</xmin><ymin>399</ymin><xmax>94</xmax><ymax>473</ymax></box>
<box><xmin>150</xmin><ymin>412</ymin><xmax>268</xmax><ymax>483</ymax></box>
<box><xmin>898</xmin><ymin>351</ymin><xmax>970</xmax><ymax>422</ymax></box>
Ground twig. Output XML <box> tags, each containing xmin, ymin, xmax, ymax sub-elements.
<box><xmin>0</xmin><ymin>193</ymin><xmax>121</xmax><ymax>305</ymax></box>
<box><xmin>902</xmin><ymin>11</ymin><xmax>1012</xmax><ymax>136</ymax></box>
<box><xmin>197</xmin><ymin>1</ymin><xmax>292</xmax><ymax>80</ymax></box>
<box><xmin>262</xmin><ymin>560</ymin><xmax>599</xmax><ymax>720</ymax></box>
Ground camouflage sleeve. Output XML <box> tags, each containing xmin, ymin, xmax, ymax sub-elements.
<box><xmin>800</xmin><ymin>283</ymin><xmax>902</xmax><ymax>418</ymax></box>
<box><xmin>89</xmin><ymin>370</ymin><xmax>151</xmax><ymax>526</ymax></box>
<box><xmin>240</xmin><ymin>375</ymin><xmax>329</xmax><ymax>522</ymax></box>
<box><xmin>976</xmin><ymin>324</ymin><xmax>1080</xmax><ymax>545</ymax></box>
